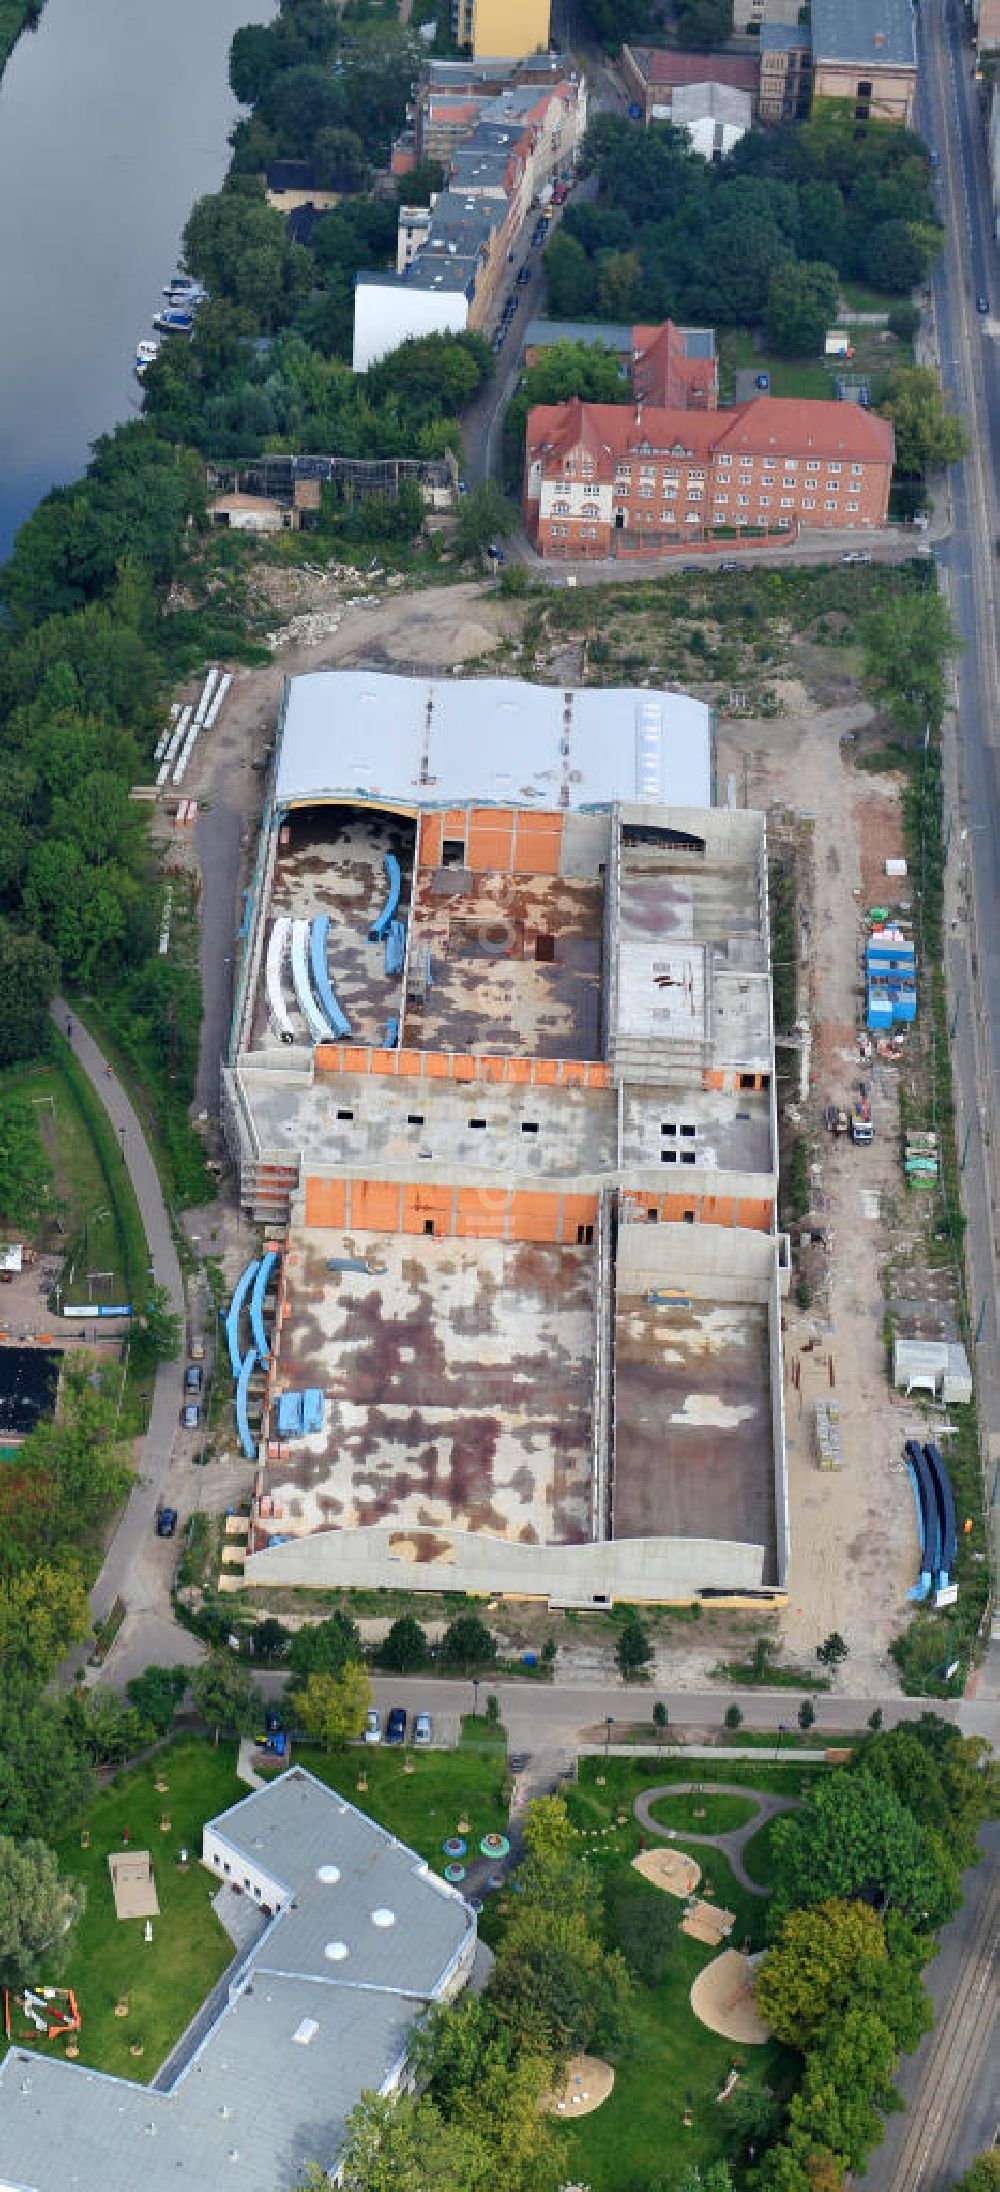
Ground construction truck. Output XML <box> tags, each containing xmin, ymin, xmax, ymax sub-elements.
<box><xmin>850</xmin><ymin>1094</ymin><xmax>873</xmax><ymax>1145</ymax></box>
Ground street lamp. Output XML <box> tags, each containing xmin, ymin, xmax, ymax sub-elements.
<box><xmin>605</xmin><ymin>1714</ymin><xmax>614</xmax><ymax>1757</ymax></box>
<box><xmin>472</xmin><ymin>1678</ymin><xmax>480</xmax><ymax>1719</ymax></box>
<box><xmin>118</xmin><ymin>1126</ymin><xmax>126</xmax><ymax>1160</ymax></box>
<box><xmin>776</xmin><ymin>1720</ymin><xmax>788</xmax><ymax>1762</ymax></box>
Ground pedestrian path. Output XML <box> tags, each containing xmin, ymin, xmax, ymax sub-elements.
<box><xmin>52</xmin><ymin>1000</ymin><xmax>185</xmax><ymax>1627</ymax></box>
<box><xmin>634</xmin><ymin>1782</ymin><xmax>800</xmax><ymax>1896</ymax></box>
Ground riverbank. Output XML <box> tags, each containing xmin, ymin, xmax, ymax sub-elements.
<box><xmin>0</xmin><ymin>0</ymin><xmax>42</xmax><ymax>77</ymax></box>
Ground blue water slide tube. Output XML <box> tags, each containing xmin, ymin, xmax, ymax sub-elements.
<box><xmin>236</xmin><ymin>1347</ymin><xmax>259</xmax><ymax>1461</ymax></box>
<box><xmin>291</xmin><ymin>917</ymin><xmax>334</xmax><ymax>1044</ymax></box>
<box><xmin>369</xmin><ymin>852</ymin><xmax>401</xmax><ymax>943</ymax></box>
<box><xmin>385</xmin><ymin>918</ymin><xmax>406</xmax><ymax>977</ymax></box>
<box><xmin>924</xmin><ymin>1442</ymin><xmax>957</xmax><ymax>1575</ymax></box>
<box><xmin>309</xmin><ymin>914</ymin><xmax>351</xmax><ymax>1039</ymax></box>
<box><xmin>385</xmin><ymin>1017</ymin><xmax>399</xmax><ymax>1048</ymax></box>
<box><xmin>250</xmin><ymin>1249</ymin><xmax>278</xmax><ymax>1362</ymax></box>
<box><xmin>225</xmin><ymin>1260</ymin><xmax>259</xmax><ymax>1378</ymax></box>
<box><xmin>904</xmin><ymin>1437</ymin><xmax>938</xmax><ymax>1599</ymax></box>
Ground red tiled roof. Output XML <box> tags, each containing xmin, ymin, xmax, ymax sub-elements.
<box><xmin>631</xmin><ymin>46</ymin><xmax>760</xmax><ymax>89</ymax></box>
<box><xmin>526</xmin><ymin>395</ymin><xmax>894</xmax><ymax>468</ymax></box>
<box><xmin>714</xmin><ymin>397</ymin><xmax>894</xmax><ymax>461</ymax></box>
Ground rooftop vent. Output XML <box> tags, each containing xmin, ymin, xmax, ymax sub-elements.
<box><xmin>372</xmin><ymin>1907</ymin><xmax>397</xmax><ymax>1928</ymax></box>
<box><xmin>317</xmin><ymin>1864</ymin><xmax>341</xmax><ymax>1884</ymax></box>
<box><xmin>293</xmin><ymin>2017</ymin><xmax>320</xmax><ymax>2044</ymax></box>
<box><xmin>324</xmin><ymin>1940</ymin><xmax>350</xmax><ymax>1961</ymax></box>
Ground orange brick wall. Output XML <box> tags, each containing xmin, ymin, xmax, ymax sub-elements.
<box><xmin>314</xmin><ymin>1046</ymin><xmax>610</xmax><ymax>1090</ymax></box>
<box><xmin>302</xmin><ymin>1176</ymin><xmax>598</xmax><ymax>1242</ymax></box>
<box><xmin>414</xmin><ymin>806</ymin><xmax>565</xmax><ymax>878</ymax></box>
<box><xmin>620</xmin><ymin>1188</ymin><xmax>773</xmax><ymax>1232</ymax></box>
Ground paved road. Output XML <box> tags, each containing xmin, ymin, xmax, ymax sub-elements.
<box><xmin>919</xmin><ymin>0</ymin><xmax>1000</xmax><ymax>1551</ymax></box>
<box><xmin>52</xmin><ymin>1000</ymin><xmax>197</xmax><ymax>1647</ymax></box>
<box><xmin>253</xmin><ymin>1671</ymin><xmax>999</xmax><ymax>1747</ymax></box>
<box><xmin>861</xmin><ymin>1822</ymin><xmax>999</xmax><ymax>2192</ymax></box>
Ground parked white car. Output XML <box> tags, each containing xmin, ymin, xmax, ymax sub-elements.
<box><xmin>364</xmin><ymin>1708</ymin><xmax>382</xmax><ymax>1744</ymax></box>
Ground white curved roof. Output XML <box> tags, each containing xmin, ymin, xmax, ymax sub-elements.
<box><xmin>275</xmin><ymin>670</ymin><xmax>713</xmax><ymax>814</ymax></box>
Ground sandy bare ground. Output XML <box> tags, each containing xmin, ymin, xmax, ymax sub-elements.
<box><xmin>717</xmin><ymin>706</ymin><xmax>923</xmax><ymax>1693</ymax></box>
<box><xmin>690</xmin><ymin>1951</ymin><xmax>771</xmax><ymax>2044</ymax></box>
<box><xmin>632</xmin><ymin>1847</ymin><xmax>702</xmax><ymax>1897</ymax></box>
<box><xmin>543</xmin><ymin>2053</ymin><xmax>615</xmax><ymax>2117</ymax></box>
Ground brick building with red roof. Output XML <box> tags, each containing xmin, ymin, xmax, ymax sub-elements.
<box><xmin>524</xmin><ymin>394</ymin><xmax>895</xmax><ymax>557</ymax></box>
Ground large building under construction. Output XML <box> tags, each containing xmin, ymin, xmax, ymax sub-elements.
<box><xmin>222</xmin><ymin>671</ymin><xmax>788</xmax><ymax>1606</ymax></box>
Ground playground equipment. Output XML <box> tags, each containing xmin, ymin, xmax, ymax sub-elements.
<box><xmin>4</xmin><ymin>1987</ymin><xmax>81</xmax><ymax>2043</ymax></box>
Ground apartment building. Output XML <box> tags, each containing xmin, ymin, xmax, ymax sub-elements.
<box><xmin>811</xmin><ymin>0</ymin><xmax>917</xmax><ymax>124</ymax></box>
<box><xmin>222</xmin><ymin>670</ymin><xmax>789</xmax><ymax>1607</ymax></box>
<box><xmin>355</xmin><ymin>61</ymin><xmax>586</xmax><ymax>370</ymax></box>
<box><xmin>758</xmin><ymin>21</ymin><xmax>813</xmax><ymax>122</ymax></box>
<box><xmin>452</xmin><ymin>0</ymin><xmax>551</xmax><ymax>59</ymax></box>
<box><xmin>524</xmin><ymin>394</ymin><xmax>894</xmax><ymax>557</ymax></box>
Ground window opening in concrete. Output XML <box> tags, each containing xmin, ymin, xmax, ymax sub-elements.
<box><xmin>336</xmin><ymin>1108</ymin><xmax>354</xmax><ymax>1121</ymax></box>
<box><xmin>423</xmin><ymin>1220</ymin><xmax>435</xmax><ymax>1237</ymax></box>
<box><xmin>442</xmin><ymin>839</ymin><xmax>465</xmax><ymax>866</ymax></box>
<box><xmin>469</xmin><ymin>1119</ymin><xmax>487</xmax><ymax>1130</ymax></box>
<box><xmin>576</xmin><ymin>1223</ymin><xmax>594</xmax><ymax>1245</ymax></box>
<box><xmin>535</xmin><ymin>934</ymin><xmax>555</xmax><ymax>963</ymax></box>
<box><xmin>407</xmin><ymin>1114</ymin><xmax>425</xmax><ymax>1126</ymax></box>
<box><xmin>521</xmin><ymin>1121</ymin><xmax>539</xmax><ymax>1134</ymax></box>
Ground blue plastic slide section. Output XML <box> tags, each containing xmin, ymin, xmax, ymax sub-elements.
<box><xmin>904</xmin><ymin>1457</ymin><xmax>932</xmax><ymax>1602</ymax></box>
<box><xmin>302</xmin><ymin>1388</ymin><xmax>325</xmax><ymax>1434</ymax></box>
<box><xmin>384</xmin><ymin>918</ymin><xmax>406</xmax><ymax>977</ymax></box>
<box><xmin>369</xmin><ymin>852</ymin><xmax>401</xmax><ymax>943</ymax></box>
<box><xmin>225</xmin><ymin>1260</ymin><xmax>259</xmax><ymax>1378</ymax></box>
<box><xmin>385</xmin><ymin>1017</ymin><xmax>399</xmax><ymax>1048</ymax></box>
<box><xmin>276</xmin><ymin>1390</ymin><xmax>304</xmax><ymax>1437</ymax></box>
<box><xmin>310</xmin><ymin>915</ymin><xmax>352</xmax><ymax>1039</ymax></box>
<box><xmin>924</xmin><ymin>1442</ymin><xmax>957</xmax><ymax>1575</ymax></box>
<box><xmin>236</xmin><ymin>1348</ymin><xmax>258</xmax><ymax>1461</ymax></box>
<box><xmin>904</xmin><ymin>1438</ymin><xmax>938</xmax><ymax>1599</ymax></box>
<box><xmin>250</xmin><ymin>1250</ymin><xmax>278</xmax><ymax>1362</ymax></box>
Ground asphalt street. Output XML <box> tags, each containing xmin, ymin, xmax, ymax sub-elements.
<box><xmin>919</xmin><ymin>0</ymin><xmax>1000</xmax><ymax>1526</ymax></box>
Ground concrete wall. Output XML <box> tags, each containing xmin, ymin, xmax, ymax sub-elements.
<box><xmin>244</xmin><ymin>1519</ymin><xmax>769</xmax><ymax>1600</ymax></box>
<box><xmin>616</xmin><ymin>1216</ymin><xmax>778</xmax><ymax>1299</ymax></box>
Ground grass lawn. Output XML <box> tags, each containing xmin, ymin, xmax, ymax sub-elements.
<box><xmin>0</xmin><ymin>1057</ymin><xmax>130</xmax><ymax>1303</ymax></box>
<box><xmin>38</xmin><ymin>1740</ymin><xmax>244</xmax><ymax>2084</ymax></box>
<box><xmin>294</xmin><ymin>1740</ymin><xmax>509</xmax><ymax>1873</ymax></box>
<box><xmin>719</xmin><ymin>323</ymin><xmax>911</xmax><ymax>407</ymax></box>
<box><xmin>571</xmin><ymin>1757</ymin><xmax>820</xmax><ymax>1827</ymax></box>
<box><xmin>645</xmin><ymin>1790</ymin><xmax>759</xmax><ymax>1836</ymax></box>
<box><xmin>554</xmin><ymin>1800</ymin><xmax>798</xmax><ymax>2191</ymax></box>
<box><xmin>742</xmin><ymin>1816</ymin><xmax>781</xmax><ymax>1891</ymax></box>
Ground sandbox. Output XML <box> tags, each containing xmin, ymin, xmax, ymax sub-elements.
<box><xmin>690</xmin><ymin>1950</ymin><xmax>771</xmax><ymax>2045</ymax></box>
<box><xmin>543</xmin><ymin>2052</ymin><xmax>615</xmax><ymax>2118</ymax></box>
<box><xmin>632</xmin><ymin>1846</ymin><xmax>702</xmax><ymax>1898</ymax></box>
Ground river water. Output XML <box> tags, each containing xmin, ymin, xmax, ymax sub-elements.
<box><xmin>0</xmin><ymin>0</ymin><xmax>276</xmax><ymax>559</ymax></box>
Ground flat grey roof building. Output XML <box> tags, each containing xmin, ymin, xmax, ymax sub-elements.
<box><xmin>0</xmin><ymin>1769</ymin><xmax>476</xmax><ymax>2192</ymax></box>
<box><xmin>273</xmin><ymin>671</ymin><xmax>714</xmax><ymax>814</ymax></box>
<box><xmin>811</xmin><ymin>0</ymin><xmax>916</xmax><ymax>69</ymax></box>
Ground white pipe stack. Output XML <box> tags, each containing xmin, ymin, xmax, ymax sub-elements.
<box><xmin>204</xmin><ymin>671</ymin><xmax>232</xmax><ymax>732</ymax></box>
<box><xmin>194</xmin><ymin>667</ymin><xmax>219</xmax><ymax>728</ymax></box>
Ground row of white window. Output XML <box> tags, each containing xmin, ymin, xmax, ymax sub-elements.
<box><xmin>563</xmin><ymin>459</ymin><xmax>866</xmax><ymax>481</ymax></box>
<box><xmin>552</xmin><ymin>497</ymin><xmax>862</xmax><ymax>516</ymax></box>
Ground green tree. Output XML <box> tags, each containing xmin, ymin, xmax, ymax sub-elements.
<box><xmin>859</xmin><ymin>586</ymin><xmax>955</xmax><ymax>737</ymax></box>
<box><xmin>377</xmin><ymin>1614</ymin><xmax>428</xmax><ymax>1673</ymax></box>
<box><xmin>190</xmin><ymin>1651</ymin><xmax>259</xmax><ymax>1744</ymax></box>
<box><xmin>453</xmin><ymin>482</ymin><xmax>513</xmax><ymax>562</ymax></box>
<box><xmin>250</xmin><ymin>1617</ymin><xmax>291</xmax><ymax>1665</ymax></box>
<box><xmin>25</xmin><ymin>1354</ymin><xmax>134</xmax><ymax>1544</ymax></box>
<box><xmin>288</xmin><ymin>1611</ymin><xmax>363</xmax><ymax>1685</ymax></box>
<box><xmin>755</xmin><ymin>1897</ymin><xmax>888</xmax><ymax>2049</ymax></box>
<box><xmin>863</xmin><ymin>216</ymin><xmax>929</xmax><ymax>292</ymax></box>
<box><xmin>816</xmin><ymin>1632</ymin><xmax>848</xmax><ymax>1669</ymax></box>
<box><xmin>725</xmin><ymin>1704</ymin><xmax>744</xmax><ymax>1730</ymax></box>
<box><xmin>765</xmin><ymin>260</ymin><xmax>840</xmax><ymax>356</ymax></box>
<box><xmin>131</xmin><ymin>1282</ymin><xmax>183</xmax><ymax>1364</ymax></box>
<box><xmin>678</xmin><ymin>2166</ymin><xmax>735</xmax><ymax>2192</ymax></box>
<box><xmin>313</xmin><ymin>126</ymin><xmax>369</xmax><ymax>193</ymax></box>
<box><xmin>0</xmin><ymin>1835</ymin><xmax>85</xmax><ymax>1989</ymax></box>
<box><xmin>0</xmin><ymin>1681</ymin><xmax>95</xmax><ymax>1841</ymax></box>
<box><xmin>543</xmin><ymin>229</ymin><xmax>598</xmax><ymax>318</ymax></box>
<box><xmin>879</xmin><ymin>365</ymin><xmax>969</xmax><ymax>474</ymax></box>
<box><xmin>675</xmin><ymin>0</ymin><xmax>733</xmax><ymax>44</ymax></box>
<box><xmin>0</xmin><ymin>925</ymin><xmax>59</xmax><ymax>1069</ymax></box>
<box><xmin>125</xmin><ymin>1663</ymin><xmax>188</xmax><ymax>1734</ymax></box>
<box><xmin>440</xmin><ymin>1613</ymin><xmax>497</xmax><ymax>1670</ymax></box>
<box><xmin>337</xmin><ymin>2090</ymin><xmax>490</xmax><ymax>2192</ymax></box>
<box><xmin>396</xmin><ymin>158</ymin><xmax>444</xmax><ymax>206</ymax></box>
<box><xmin>855</xmin><ymin>1715</ymin><xmax>1000</xmax><ymax>1864</ymax></box>
<box><xmin>951</xmin><ymin>2159</ymin><xmax>1000</xmax><ymax>2192</ymax></box>
<box><xmin>522</xmin><ymin>1795</ymin><xmax>576</xmax><ymax>1864</ymax></box>
<box><xmin>616</xmin><ymin>1614</ymin><xmax>652</xmax><ymax>1679</ymax></box>
<box><xmin>0</xmin><ymin>1094</ymin><xmax>52</xmax><ymax>1228</ymax></box>
<box><xmin>183</xmin><ymin>187</ymin><xmax>302</xmax><ymax>325</ymax></box>
<box><xmin>653</xmin><ymin>1698</ymin><xmax>669</xmax><ymax>1745</ymax></box>
<box><xmin>768</xmin><ymin>1770</ymin><xmax>958</xmax><ymax>1933</ymax></box>
<box><xmin>786</xmin><ymin>2004</ymin><xmax>897</xmax><ymax>2172</ymax></box>
<box><xmin>0</xmin><ymin>1558</ymin><xmax>91</xmax><ymax>1680</ymax></box>
<box><xmin>798</xmin><ymin>1698</ymin><xmax>816</xmax><ymax>1731</ymax></box>
<box><xmin>295</xmin><ymin>1664</ymin><xmax>372</xmax><ymax>1750</ymax></box>
<box><xmin>67</xmin><ymin>1686</ymin><xmax>148</xmax><ymax>1766</ymax></box>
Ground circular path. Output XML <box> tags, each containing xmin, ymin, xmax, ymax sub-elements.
<box><xmin>634</xmin><ymin>1782</ymin><xmax>800</xmax><ymax>1896</ymax></box>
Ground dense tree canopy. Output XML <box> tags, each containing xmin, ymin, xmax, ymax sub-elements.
<box><xmin>0</xmin><ymin>1835</ymin><xmax>85</xmax><ymax>1989</ymax></box>
<box><xmin>768</xmin><ymin>1771</ymin><xmax>959</xmax><ymax>1932</ymax></box>
<box><xmin>562</xmin><ymin>114</ymin><xmax>941</xmax><ymax>337</ymax></box>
